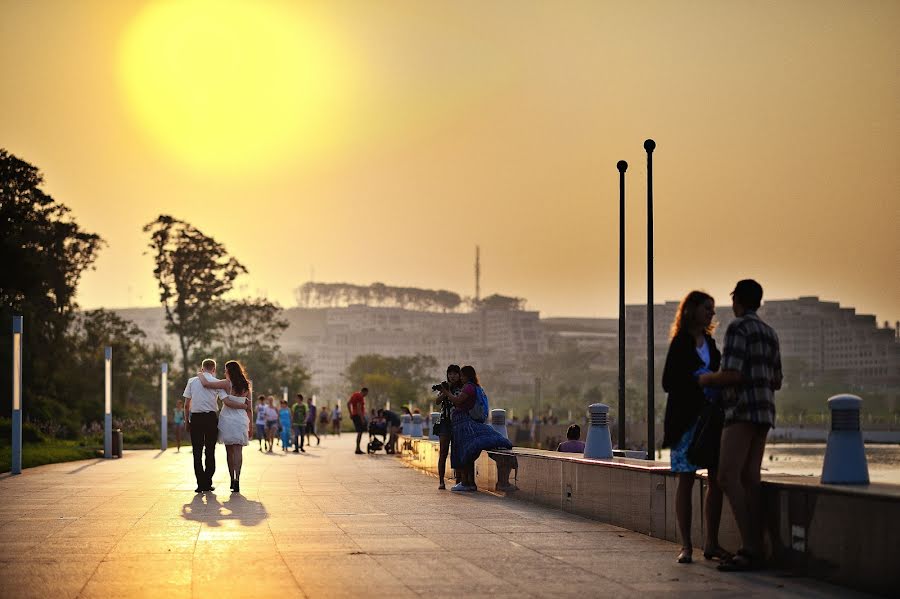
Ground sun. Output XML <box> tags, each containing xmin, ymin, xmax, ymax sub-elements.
<box><xmin>119</xmin><ymin>1</ymin><xmax>355</xmax><ymax>173</ymax></box>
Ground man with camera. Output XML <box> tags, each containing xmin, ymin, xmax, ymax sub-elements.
<box><xmin>433</xmin><ymin>365</ymin><xmax>461</xmax><ymax>490</ymax></box>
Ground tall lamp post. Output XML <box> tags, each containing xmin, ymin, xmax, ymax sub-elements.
<box><xmin>160</xmin><ymin>362</ymin><xmax>168</xmax><ymax>451</ymax></box>
<box><xmin>616</xmin><ymin>160</ymin><xmax>628</xmax><ymax>449</ymax></box>
<box><xmin>104</xmin><ymin>346</ymin><xmax>112</xmax><ymax>459</ymax></box>
<box><xmin>644</xmin><ymin>139</ymin><xmax>656</xmax><ymax>460</ymax></box>
<box><xmin>11</xmin><ymin>316</ymin><xmax>23</xmax><ymax>475</ymax></box>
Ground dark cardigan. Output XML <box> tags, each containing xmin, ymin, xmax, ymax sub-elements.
<box><xmin>661</xmin><ymin>331</ymin><xmax>721</xmax><ymax>448</ymax></box>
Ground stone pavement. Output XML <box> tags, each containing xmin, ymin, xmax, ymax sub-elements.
<box><xmin>0</xmin><ymin>434</ymin><xmax>871</xmax><ymax>598</ymax></box>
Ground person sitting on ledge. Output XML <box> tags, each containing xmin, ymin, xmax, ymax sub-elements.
<box><xmin>557</xmin><ymin>424</ymin><xmax>586</xmax><ymax>453</ymax></box>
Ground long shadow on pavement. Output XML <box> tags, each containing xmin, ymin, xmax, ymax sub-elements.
<box><xmin>181</xmin><ymin>492</ymin><xmax>268</xmax><ymax>527</ymax></box>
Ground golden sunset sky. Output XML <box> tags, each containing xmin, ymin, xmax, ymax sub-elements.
<box><xmin>2</xmin><ymin>0</ymin><xmax>898</xmax><ymax>322</ymax></box>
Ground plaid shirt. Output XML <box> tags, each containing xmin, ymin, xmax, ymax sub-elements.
<box><xmin>721</xmin><ymin>311</ymin><xmax>782</xmax><ymax>427</ymax></box>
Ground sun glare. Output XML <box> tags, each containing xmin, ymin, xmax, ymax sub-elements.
<box><xmin>119</xmin><ymin>1</ymin><xmax>355</xmax><ymax>174</ymax></box>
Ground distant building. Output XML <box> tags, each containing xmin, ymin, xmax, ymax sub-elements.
<box><xmin>280</xmin><ymin>304</ymin><xmax>547</xmax><ymax>390</ymax></box>
<box><xmin>624</xmin><ymin>297</ymin><xmax>899</xmax><ymax>390</ymax></box>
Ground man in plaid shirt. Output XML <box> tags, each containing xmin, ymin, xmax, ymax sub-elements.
<box><xmin>699</xmin><ymin>279</ymin><xmax>782</xmax><ymax>571</ymax></box>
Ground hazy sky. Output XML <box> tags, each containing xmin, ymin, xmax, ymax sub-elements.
<box><xmin>2</xmin><ymin>0</ymin><xmax>898</xmax><ymax>323</ymax></box>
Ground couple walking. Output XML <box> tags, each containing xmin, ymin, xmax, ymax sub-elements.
<box><xmin>182</xmin><ymin>359</ymin><xmax>253</xmax><ymax>494</ymax></box>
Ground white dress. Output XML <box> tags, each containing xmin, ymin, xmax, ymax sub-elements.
<box><xmin>218</xmin><ymin>396</ymin><xmax>250</xmax><ymax>446</ymax></box>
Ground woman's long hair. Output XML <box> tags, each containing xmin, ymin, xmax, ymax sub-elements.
<box><xmin>460</xmin><ymin>365</ymin><xmax>479</xmax><ymax>386</ymax></box>
<box><xmin>224</xmin><ymin>360</ymin><xmax>250</xmax><ymax>395</ymax></box>
<box><xmin>670</xmin><ymin>291</ymin><xmax>716</xmax><ymax>339</ymax></box>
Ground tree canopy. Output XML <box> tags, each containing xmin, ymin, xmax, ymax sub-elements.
<box><xmin>344</xmin><ymin>354</ymin><xmax>438</xmax><ymax>410</ymax></box>
<box><xmin>0</xmin><ymin>149</ymin><xmax>104</xmax><ymax>426</ymax></box>
<box><xmin>295</xmin><ymin>282</ymin><xmax>525</xmax><ymax>312</ymax></box>
<box><xmin>143</xmin><ymin>215</ymin><xmax>247</xmax><ymax>375</ymax></box>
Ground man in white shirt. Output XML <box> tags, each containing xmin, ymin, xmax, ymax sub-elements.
<box><xmin>183</xmin><ymin>359</ymin><xmax>228</xmax><ymax>492</ymax></box>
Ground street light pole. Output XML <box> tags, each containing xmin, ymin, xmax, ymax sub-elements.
<box><xmin>644</xmin><ymin>139</ymin><xmax>656</xmax><ymax>460</ymax></box>
<box><xmin>160</xmin><ymin>362</ymin><xmax>168</xmax><ymax>451</ymax></box>
<box><xmin>617</xmin><ymin>160</ymin><xmax>628</xmax><ymax>449</ymax></box>
<box><xmin>104</xmin><ymin>346</ymin><xmax>112</xmax><ymax>459</ymax></box>
<box><xmin>11</xmin><ymin>316</ymin><xmax>23</xmax><ymax>475</ymax></box>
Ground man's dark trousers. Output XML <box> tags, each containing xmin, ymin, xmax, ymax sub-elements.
<box><xmin>190</xmin><ymin>411</ymin><xmax>218</xmax><ymax>489</ymax></box>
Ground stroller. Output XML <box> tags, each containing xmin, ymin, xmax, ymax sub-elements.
<box><xmin>367</xmin><ymin>419</ymin><xmax>388</xmax><ymax>454</ymax></box>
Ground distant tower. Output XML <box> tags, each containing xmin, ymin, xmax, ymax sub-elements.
<box><xmin>475</xmin><ymin>245</ymin><xmax>481</xmax><ymax>302</ymax></box>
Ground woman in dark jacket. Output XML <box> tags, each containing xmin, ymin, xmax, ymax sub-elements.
<box><xmin>662</xmin><ymin>290</ymin><xmax>730</xmax><ymax>565</ymax></box>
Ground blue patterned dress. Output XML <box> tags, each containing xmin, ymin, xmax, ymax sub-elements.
<box><xmin>450</xmin><ymin>384</ymin><xmax>512</xmax><ymax>468</ymax></box>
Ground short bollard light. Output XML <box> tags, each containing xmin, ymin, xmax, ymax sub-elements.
<box><xmin>491</xmin><ymin>409</ymin><xmax>508</xmax><ymax>440</ymax></box>
<box><xmin>584</xmin><ymin>403</ymin><xmax>613</xmax><ymax>459</ymax></box>
<box><xmin>428</xmin><ymin>412</ymin><xmax>440</xmax><ymax>441</ymax></box>
<box><xmin>411</xmin><ymin>413</ymin><xmax>424</xmax><ymax>437</ymax></box>
<box><xmin>401</xmin><ymin>413</ymin><xmax>412</xmax><ymax>435</ymax></box>
<box><xmin>821</xmin><ymin>394</ymin><xmax>869</xmax><ymax>484</ymax></box>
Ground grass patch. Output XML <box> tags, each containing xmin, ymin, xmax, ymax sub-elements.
<box><xmin>0</xmin><ymin>440</ymin><xmax>100</xmax><ymax>473</ymax></box>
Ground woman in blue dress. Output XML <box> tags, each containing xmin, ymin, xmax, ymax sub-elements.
<box><xmin>662</xmin><ymin>291</ymin><xmax>730</xmax><ymax>564</ymax></box>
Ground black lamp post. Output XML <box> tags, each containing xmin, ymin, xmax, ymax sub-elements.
<box><xmin>616</xmin><ymin>160</ymin><xmax>628</xmax><ymax>449</ymax></box>
<box><xmin>644</xmin><ymin>138</ymin><xmax>656</xmax><ymax>460</ymax></box>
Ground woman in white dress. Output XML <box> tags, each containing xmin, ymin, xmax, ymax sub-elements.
<box><xmin>199</xmin><ymin>360</ymin><xmax>252</xmax><ymax>493</ymax></box>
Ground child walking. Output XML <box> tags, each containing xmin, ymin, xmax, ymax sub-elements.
<box><xmin>279</xmin><ymin>400</ymin><xmax>293</xmax><ymax>451</ymax></box>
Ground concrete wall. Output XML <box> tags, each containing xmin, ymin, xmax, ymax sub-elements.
<box><xmin>399</xmin><ymin>436</ymin><xmax>900</xmax><ymax>597</ymax></box>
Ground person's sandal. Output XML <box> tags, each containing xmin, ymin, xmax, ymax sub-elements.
<box><xmin>717</xmin><ymin>550</ymin><xmax>759</xmax><ymax>572</ymax></box>
<box><xmin>677</xmin><ymin>547</ymin><xmax>692</xmax><ymax>564</ymax></box>
<box><xmin>703</xmin><ymin>547</ymin><xmax>733</xmax><ymax>562</ymax></box>
<box><xmin>438</xmin><ymin>481</ymin><xmax>446</xmax><ymax>490</ymax></box>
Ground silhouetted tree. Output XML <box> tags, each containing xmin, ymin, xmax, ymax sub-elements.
<box><xmin>143</xmin><ymin>215</ymin><xmax>246</xmax><ymax>376</ymax></box>
<box><xmin>0</xmin><ymin>149</ymin><xmax>103</xmax><ymax>423</ymax></box>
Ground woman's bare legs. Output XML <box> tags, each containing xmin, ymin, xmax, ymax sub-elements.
<box><xmin>225</xmin><ymin>445</ymin><xmax>235</xmax><ymax>485</ymax></box>
<box><xmin>437</xmin><ymin>434</ymin><xmax>450</xmax><ymax>488</ymax></box>
<box><xmin>233</xmin><ymin>445</ymin><xmax>243</xmax><ymax>483</ymax></box>
<box><xmin>676</xmin><ymin>472</ymin><xmax>695</xmax><ymax>561</ymax></box>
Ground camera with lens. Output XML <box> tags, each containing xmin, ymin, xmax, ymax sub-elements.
<box><xmin>431</xmin><ymin>381</ymin><xmax>450</xmax><ymax>392</ymax></box>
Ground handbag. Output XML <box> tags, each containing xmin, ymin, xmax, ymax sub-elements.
<box><xmin>687</xmin><ymin>402</ymin><xmax>724</xmax><ymax>469</ymax></box>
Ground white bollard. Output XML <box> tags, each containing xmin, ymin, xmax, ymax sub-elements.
<box><xmin>491</xmin><ymin>409</ymin><xmax>508</xmax><ymax>440</ymax></box>
<box><xmin>428</xmin><ymin>412</ymin><xmax>440</xmax><ymax>441</ymax></box>
<box><xmin>411</xmin><ymin>413</ymin><xmax>424</xmax><ymax>437</ymax></box>
<box><xmin>821</xmin><ymin>394</ymin><xmax>869</xmax><ymax>484</ymax></box>
<box><xmin>401</xmin><ymin>413</ymin><xmax>412</xmax><ymax>435</ymax></box>
<box><xmin>583</xmin><ymin>403</ymin><xmax>613</xmax><ymax>459</ymax></box>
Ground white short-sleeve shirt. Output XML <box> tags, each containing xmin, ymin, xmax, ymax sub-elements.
<box><xmin>183</xmin><ymin>372</ymin><xmax>227</xmax><ymax>413</ymax></box>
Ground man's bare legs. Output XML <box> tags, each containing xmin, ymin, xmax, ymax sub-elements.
<box><xmin>703</xmin><ymin>468</ymin><xmax>729</xmax><ymax>558</ymax></box>
<box><xmin>717</xmin><ymin>422</ymin><xmax>769</xmax><ymax>558</ymax></box>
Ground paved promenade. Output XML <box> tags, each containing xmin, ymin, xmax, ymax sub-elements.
<box><xmin>0</xmin><ymin>435</ymin><xmax>869</xmax><ymax>598</ymax></box>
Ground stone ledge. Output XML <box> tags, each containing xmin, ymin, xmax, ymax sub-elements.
<box><xmin>399</xmin><ymin>434</ymin><xmax>900</xmax><ymax>597</ymax></box>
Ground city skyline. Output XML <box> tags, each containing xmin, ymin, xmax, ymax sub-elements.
<box><xmin>2</xmin><ymin>0</ymin><xmax>898</xmax><ymax>324</ymax></box>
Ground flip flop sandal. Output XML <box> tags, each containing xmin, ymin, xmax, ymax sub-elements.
<box><xmin>717</xmin><ymin>552</ymin><xmax>757</xmax><ymax>572</ymax></box>
<box><xmin>703</xmin><ymin>547</ymin><xmax>734</xmax><ymax>561</ymax></box>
